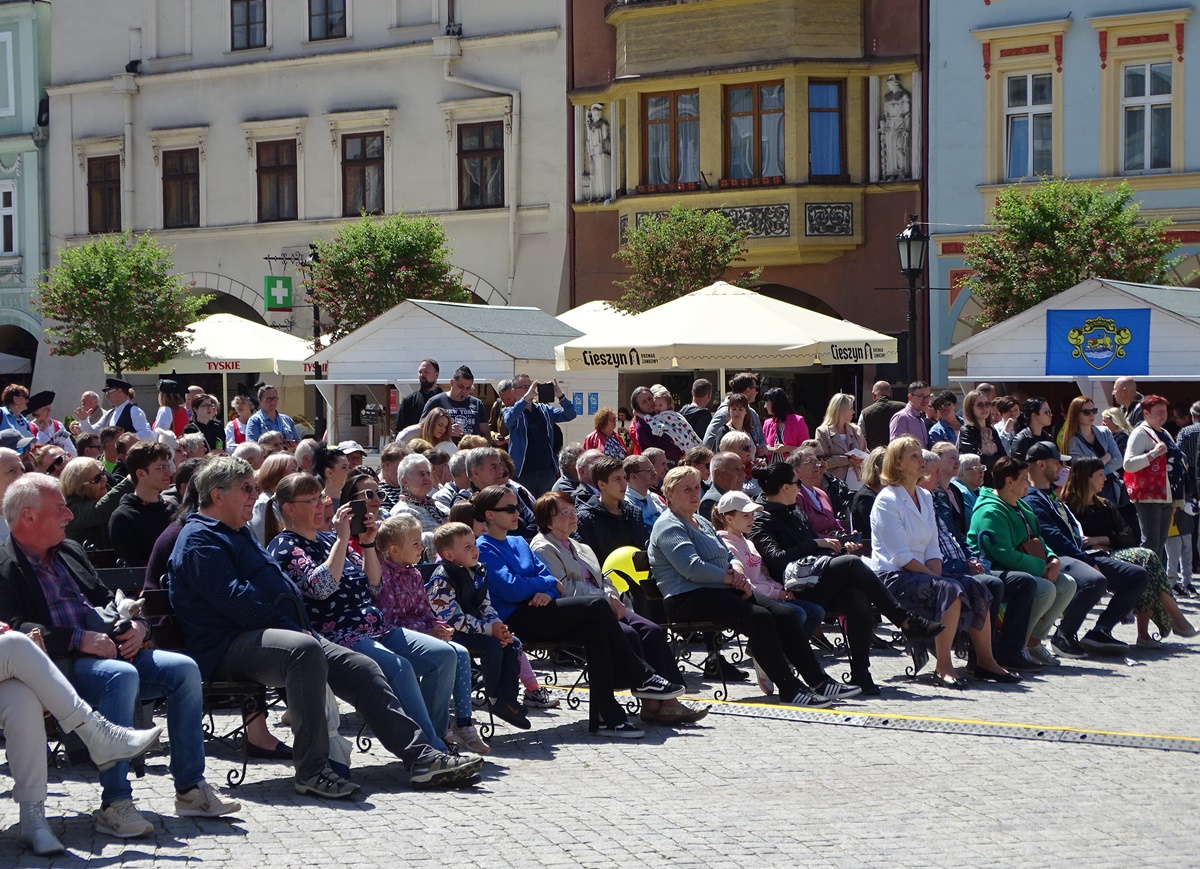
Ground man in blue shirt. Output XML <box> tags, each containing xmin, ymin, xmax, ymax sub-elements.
<box><xmin>168</xmin><ymin>457</ymin><xmax>483</xmax><ymax>798</ymax></box>
<box><xmin>502</xmin><ymin>375</ymin><xmax>576</xmax><ymax>497</ymax></box>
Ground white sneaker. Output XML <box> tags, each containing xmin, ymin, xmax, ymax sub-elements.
<box><xmin>446</xmin><ymin>723</ymin><xmax>491</xmax><ymax>756</ymax></box>
<box><xmin>74</xmin><ymin>711</ymin><xmax>162</xmax><ymax>772</ymax></box>
<box><xmin>175</xmin><ymin>780</ymin><xmax>242</xmax><ymax>817</ymax></box>
<box><xmin>94</xmin><ymin>799</ymin><xmax>153</xmax><ymax>839</ymax></box>
<box><xmin>1028</xmin><ymin>643</ymin><xmax>1061</xmax><ymax>667</ymax></box>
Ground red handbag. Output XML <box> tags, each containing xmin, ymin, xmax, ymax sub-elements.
<box><xmin>1124</xmin><ymin>436</ymin><xmax>1169</xmax><ymax>502</ymax></box>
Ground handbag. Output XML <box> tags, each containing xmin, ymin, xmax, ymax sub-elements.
<box><xmin>783</xmin><ymin>555</ymin><xmax>831</xmax><ymax>591</ymax></box>
<box><xmin>1124</xmin><ymin>428</ymin><xmax>1170</xmax><ymax>502</ymax></box>
<box><xmin>1015</xmin><ymin>507</ymin><xmax>1047</xmax><ymax>561</ymax></box>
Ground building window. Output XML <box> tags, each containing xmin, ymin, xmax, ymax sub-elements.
<box><xmin>309</xmin><ymin>0</ymin><xmax>346</xmax><ymax>40</ymax></box>
<box><xmin>1004</xmin><ymin>72</ymin><xmax>1053</xmax><ymax>179</ymax></box>
<box><xmin>643</xmin><ymin>90</ymin><xmax>699</xmax><ymax>186</ymax></box>
<box><xmin>162</xmin><ymin>148</ymin><xmax>200</xmax><ymax>229</ymax></box>
<box><xmin>1122</xmin><ymin>62</ymin><xmax>1172</xmax><ymax>173</ymax></box>
<box><xmin>725</xmin><ymin>82</ymin><xmax>785</xmax><ymax>181</ymax></box>
<box><xmin>0</xmin><ymin>183</ymin><xmax>15</xmax><ymax>255</ymax></box>
<box><xmin>458</xmin><ymin>122</ymin><xmax>504</xmax><ymax>209</ymax></box>
<box><xmin>231</xmin><ymin>0</ymin><xmax>266</xmax><ymax>50</ymax></box>
<box><xmin>256</xmin><ymin>139</ymin><xmax>297</xmax><ymax>222</ymax></box>
<box><xmin>342</xmin><ymin>132</ymin><xmax>384</xmax><ymax>216</ymax></box>
<box><xmin>87</xmin><ymin>155</ymin><xmax>121</xmax><ymax>234</ymax></box>
<box><xmin>808</xmin><ymin>81</ymin><xmax>846</xmax><ymax>182</ymax></box>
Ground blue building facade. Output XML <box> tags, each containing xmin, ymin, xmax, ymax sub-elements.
<box><xmin>928</xmin><ymin>0</ymin><xmax>1200</xmax><ymax>386</ymax></box>
<box><xmin>0</xmin><ymin>0</ymin><xmax>48</xmax><ymax>379</ymax></box>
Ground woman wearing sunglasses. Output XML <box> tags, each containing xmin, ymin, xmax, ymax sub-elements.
<box><xmin>1060</xmin><ymin>395</ymin><xmax>1124</xmax><ymax>504</ymax></box>
<box><xmin>474</xmin><ymin>484</ymin><xmax>685</xmax><ymax>738</ymax></box>
<box><xmin>957</xmin><ymin>389</ymin><xmax>1007</xmax><ymax>485</ymax></box>
<box><xmin>61</xmin><ymin>457</ymin><xmax>135</xmax><ymax>549</ymax></box>
<box><xmin>30</xmin><ymin>445</ymin><xmax>68</xmax><ymax>478</ymax></box>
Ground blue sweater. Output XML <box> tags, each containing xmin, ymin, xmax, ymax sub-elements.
<box><xmin>168</xmin><ymin>512</ymin><xmax>306</xmax><ymax>678</ymax></box>
<box><xmin>475</xmin><ymin>533</ymin><xmax>560</xmax><ymax>620</ymax></box>
<box><xmin>648</xmin><ymin>510</ymin><xmax>731</xmax><ymax>599</ymax></box>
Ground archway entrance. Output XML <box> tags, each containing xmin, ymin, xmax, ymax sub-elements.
<box><xmin>0</xmin><ymin>324</ymin><xmax>37</xmax><ymax>385</ymax></box>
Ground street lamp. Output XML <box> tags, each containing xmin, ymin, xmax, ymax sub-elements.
<box><xmin>301</xmin><ymin>243</ymin><xmax>325</xmax><ymax>439</ymax></box>
<box><xmin>896</xmin><ymin>215</ymin><xmax>928</xmax><ymax>382</ymax></box>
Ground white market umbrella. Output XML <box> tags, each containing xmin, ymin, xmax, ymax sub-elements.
<box><xmin>555</xmin><ymin>282</ymin><xmax>897</xmax><ymax>371</ymax></box>
<box><xmin>122</xmin><ymin>313</ymin><xmax>316</xmax><ymax>377</ymax></box>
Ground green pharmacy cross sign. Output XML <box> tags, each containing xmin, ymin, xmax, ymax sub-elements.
<box><xmin>265</xmin><ymin>275</ymin><xmax>293</xmax><ymax>312</ymax></box>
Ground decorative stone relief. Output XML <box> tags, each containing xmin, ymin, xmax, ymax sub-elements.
<box><xmin>804</xmin><ymin>203</ymin><xmax>853</xmax><ymax>236</ymax></box>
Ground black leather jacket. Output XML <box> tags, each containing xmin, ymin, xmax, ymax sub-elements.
<box><xmin>749</xmin><ymin>497</ymin><xmax>824</xmax><ymax>582</ymax></box>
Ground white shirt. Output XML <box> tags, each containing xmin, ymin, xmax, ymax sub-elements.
<box><xmin>94</xmin><ymin>400</ymin><xmax>154</xmax><ymax>440</ymax></box>
<box><xmin>868</xmin><ymin>484</ymin><xmax>941</xmax><ymax>573</ymax></box>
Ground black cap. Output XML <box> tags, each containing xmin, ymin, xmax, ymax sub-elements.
<box><xmin>1025</xmin><ymin>442</ymin><xmax>1069</xmax><ymax>463</ymax></box>
<box><xmin>103</xmin><ymin>377</ymin><xmax>132</xmax><ymax>393</ymax></box>
<box><xmin>26</xmin><ymin>390</ymin><xmax>54</xmax><ymax>413</ymax></box>
<box><xmin>0</xmin><ymin>428</ymin><xmax>33</xmax><ymax>452</ymax></box>
<box><xmin>157</xmin><ymin>378</ymin><xmax>182</xmax><ymax>394</ymax></box>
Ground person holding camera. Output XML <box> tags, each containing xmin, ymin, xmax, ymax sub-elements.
<box><xmin>502</xmin><ymin>374</ymin><xmax>577</xmax><ymax>498</ymax></box>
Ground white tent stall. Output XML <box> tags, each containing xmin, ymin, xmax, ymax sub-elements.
<box><xmin>120</xmin><ymin>313</ymin><xmax>315</xmax><ymax>413</ymax></box>
<box><xmin>943</xmin><ymin>278</ymin><xmax>1200</xmax><ymax>405</ymax></box>
<box><xmin>309</xmin><ymin>300</ymin><xmax>617</xmax><ymax>448</ymax></box>
<box><xmin>555</xmin><ymin>282</ymin><xmax>897</xmax><ymax>390</ymax></box>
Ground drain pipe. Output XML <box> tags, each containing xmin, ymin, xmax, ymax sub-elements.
<box><xmin>443</xmin><ymin>57</ymin><xmax>520</xmax><ymax>301</ymax></box>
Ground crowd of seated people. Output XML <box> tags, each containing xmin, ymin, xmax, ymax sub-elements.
<box><xmin>0</xmin><ymin>364</ymin><xmax>1197</xmax><ymax>855</ymax></box>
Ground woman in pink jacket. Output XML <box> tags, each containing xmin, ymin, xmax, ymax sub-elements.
<box><xmin>762</xmin><ymin>388</ymin><xmax>810</xmax><ymax>459</ymax></box>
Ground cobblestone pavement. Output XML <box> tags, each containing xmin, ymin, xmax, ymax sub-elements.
<box><xmin>3</xmin><ymin>599</ymin><xmax>1199</xmax><ymax>867</ymax></box>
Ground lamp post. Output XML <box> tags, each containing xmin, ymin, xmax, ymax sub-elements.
<box><xmin>301</xmin><ymin>243</ymin><xmax>325</xmax><ymax>439</ymax></box>
<box><xmin>896</xmin><ymin>215</ymin><xmax>928</xmax><ymax>382</ymax></box>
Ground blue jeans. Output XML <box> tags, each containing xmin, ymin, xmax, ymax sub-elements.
<box><xmin>448</xmin><ymin>641</ymin><xmax>474</xmax><ymax>726</ymax></box>
<box><xmin>353</xmin><ymin>629</ymin><xmax>454</xmax><ymax>751</ymax></box>
<box><xmin>72</xmin><ymin>648</ymin><xmax>205</xmax><ymax>805</ymax></box>
<box><xmin>782</xmin><ymin>598</ymin><xmax>826</xmax><ymax>638</ymax></box>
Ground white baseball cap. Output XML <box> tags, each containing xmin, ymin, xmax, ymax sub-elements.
<box><xmin>337</xmin><ymin>440</ymin><xmax>366</xmax><ymax>455</ymax></box>
<box><xmin>716</xmin><ymin>490</ymin><xmax>762</xmax><ymax>514</ymax></box>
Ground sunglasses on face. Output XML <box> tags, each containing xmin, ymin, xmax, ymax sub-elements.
<box><xmin>489</xmin><ymin>504</ymin><xmax>520</xmax><ymax>514</ymax></box>
<box><xmin>354</xmin><ymin>489</ymin><xmax>380</xmax><ymax>501</ymax></box>
<box><xmin>1081</xmin><ymin>408</ymin><xmax>1098</xmax><ymax>416</ymax></box>
<box><xmin>89</xmin><ymin>471</ymin><xmax>107</xmax><ymax>484</ymax></box>
<box><xmin>46</xmin><ymin>455</ymin><xmax>66</xmax><ymax>472</ymax></box>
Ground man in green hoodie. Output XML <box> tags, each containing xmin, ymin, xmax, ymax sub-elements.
<box><xmin>968</xmin><ymin>456</ymin><xmax>1077</xmax><ymax>665</ymax></box>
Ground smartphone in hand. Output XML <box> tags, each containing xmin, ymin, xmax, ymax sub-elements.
<box><xmin>349</xmin><ymin>500</ymin><xmax>368</xmax><ymax>536</ymax></box>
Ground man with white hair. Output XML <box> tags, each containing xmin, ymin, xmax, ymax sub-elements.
<box><xmin>553</xmin><ymin>443</ymin><xmax>584</xmax><ymax>494</ymax></box>
<box><xmin>0</xmin><ymin>474</ymin><xmax>239</xmax><ymax>837</ymax></box>
<box><xmin>573</xmin><ymin>448</ymin><xmax>605</xmax><ymax>504</ymax></box>
<box><xmin>0</xmin><ymin>447</ymin><xmax>22</xmax><ymax>543</ymax></box>
<box><xmin>433</xmin><ymin>448</ymin><xmax>469</xmax><ymax>511</ymax></box>
<box><xmin>72</xmin><ymin>391</ymin><xmax>103</xmax><ymax>435</ymax></box>
<box><xmin>168</xmin><ymin>457</ymin><xmax>482</xmax><ymax>797</ymax></box>
<box><xmin>231</xmin><ymin>441</ymin><xmax>265</xmax><ymax>471</ymax></box>
<box><xmin>293</xmin><ymin>438</ymin><xmax>318</xmax><ymax>473</ymax></box>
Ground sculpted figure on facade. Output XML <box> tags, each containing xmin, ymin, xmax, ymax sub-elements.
<box><xmin>879</xmin><ymin>74</ymin><xmax>911</xmax><ymax>181</ymax></box>
<box><xmin>584</xmin><ymin>103</ymin><xmax>612</xmax><ymax>201</ymax></box>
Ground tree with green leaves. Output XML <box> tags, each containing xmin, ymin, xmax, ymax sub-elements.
<box><xmin>35</xmin><ymin>231</ymin><xmax>212</xmax><ymax>378</ymax></box>
<box><xmin>610</xmin><ymin>204</ymin><xmax>762</xmax><ymax>314</ymax></box>
<box><xmin>303</xmin><ymin>211</ymin><xmax>467</xmax><ymax>344</ymax></box>
<box><xmin>963</xmin><ymin>178</ymin><xmax>1181</xmax><ymax>327</ymax></box>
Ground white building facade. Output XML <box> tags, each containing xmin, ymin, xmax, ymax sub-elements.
<box><xmin>41</xmin><ymin>0</ymin><xmax>568</xmax><ymax>403</ymax></box>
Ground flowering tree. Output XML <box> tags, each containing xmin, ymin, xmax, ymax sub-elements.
<box><xmin>963</xmin><ymin>178</ymin><xmax>1181</xmax><ymax>327</ymax></box>
<box><xmin>610</xmin><ymin>204</ymin><xmax>762</xmax><ymax>314</ymax></box>
<box><xmin>35</xmin><ymin>232</ymin><xmax>211</xmax><ymax>378</ymax></box>
<box><xmin>303</xmin><ymin>211</ymin><xmax>467</xmax><ymax>344</ymax></box>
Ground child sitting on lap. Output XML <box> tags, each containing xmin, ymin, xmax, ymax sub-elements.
<box><xmin>645</xmin><ymin>385</ymin><xmax>702</xmax><ymax>454</ymax></box>
<box><xmin>375</xmin><ymin>515</ymin><xmax>490</xmax><ymax>755</ymax></box>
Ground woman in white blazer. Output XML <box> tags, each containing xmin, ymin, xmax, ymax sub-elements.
<box><xmin>869</xmin><ymin>437</ymin><xmax>1016</xmax><ymax>689</ymax></box>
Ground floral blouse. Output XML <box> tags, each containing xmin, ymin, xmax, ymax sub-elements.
<box><xmin>376</xmin><ymin>561</ymin><xmax>444</xmax><ymax>634</ymax></box>
<box><xmin>267</xmin><ymin>530</ymin><xmax>386</xmax><ymax>648</ymax></box>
